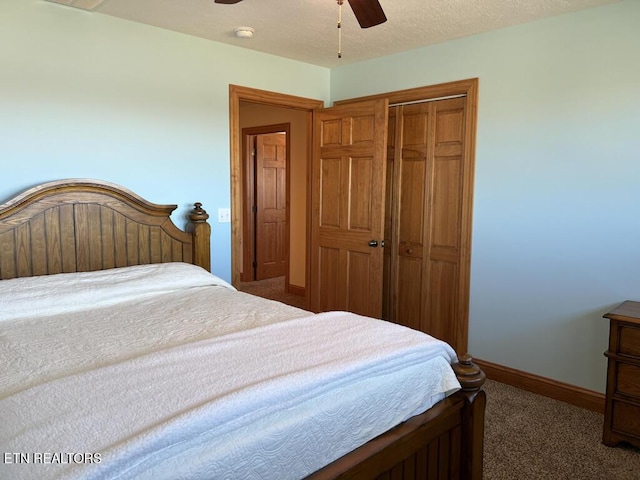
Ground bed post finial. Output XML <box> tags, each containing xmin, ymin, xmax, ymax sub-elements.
<box><xmin>190</xmin><ymin>202</ymin><xmax>209</xmax><ymax>221</ymax></box>
<box><xmin>453</xmin><ymin>354</ymin><xmax>486</xmax><ymax>391</ymax></box>
<box><xmin>188</xmin><ymin>202</ymin><xmax>211</xmax><ymax>272</ymax></box>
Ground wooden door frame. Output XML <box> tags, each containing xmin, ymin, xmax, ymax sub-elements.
<box><xmin>241</xmin><ymin>124</ymin><xmax>290</xmax><ymax>283</ymax></box>
<box><xmin>230</xmin><ymin>80</ymin><xmax>476</xmax><ymax>351</ymax></box>
<box><xmin>229</xmin><ymin>85</ymin><xmax>324</xmax><ymax>297</ymax></box>
<box><xmin>335</xmin><ymin>78</ymin><xmax>478</xmax><ymax>353</ymax></box>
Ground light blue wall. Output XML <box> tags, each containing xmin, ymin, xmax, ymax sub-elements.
<box><xmin>331</xmin><ymin>0</ymin><xmax>640</xmax><ymax>392</ymax></box>
<box><xmin>0</xmin><ymin>0</ymin><xmax>330</xmax><ymax>281</ymax></box>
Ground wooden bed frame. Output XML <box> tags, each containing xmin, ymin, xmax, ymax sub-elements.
<box><xmin>0</xmin><ymin>179</ymin><xmax>486</xmax><ymax>479</ymax></box>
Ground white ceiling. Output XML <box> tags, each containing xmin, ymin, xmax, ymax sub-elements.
<box><xmin>49</xmin><ymin>0</ymin><xmax>618</xmax><ymax>68</ymax></box>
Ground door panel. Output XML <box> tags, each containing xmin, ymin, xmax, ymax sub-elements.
<box><xmin>311</xmin><ymin>99</ymin><xmax>388</xmax><ymax>318</ymax></box>
<box><xmin>397</xmin><ymin>256</ymin><xmax>422</xmax><ymax>331</ymax></box>
<box><xmin>399</xmin><ymin>158</ymin><xmax>426</xmax><ymax>244</ymax></box>
<box><xmin>319</xmin><ymin>157</ymin><xmax>342</xmax><ymax>228</ymax></box>
<box><xmin>348</xmin><ymin>156</ymin><xmax>374</xmax><ymax>231</ymax></box>
<box><xmin>432</xmin><ymin>158</ymin><xmax>461</xmax><ymax>247</ymax></box>
<box><xmin>427</xmin><ymin>260</ymin><xmax>458</xmax><ymax>343</ymax></box>
<box><xmin>256</xmin><ymin>133</ymin><xmax>287</xmax><ymax>280</ymax></box>
<box><xmin>318</xmin><ymin>246</ymin><xmax>340</xmax><ymax>312</ymax></box>
<box><xmin>347</xmin><ymin>250</ymin><xmax>374</xmax><ymax>315</ymax></box>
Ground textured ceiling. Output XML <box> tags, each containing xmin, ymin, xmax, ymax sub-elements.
<box><xmin>48</xmin><ymin>0</ymin><xmax>619</xmax><ymax>68</ymax></box>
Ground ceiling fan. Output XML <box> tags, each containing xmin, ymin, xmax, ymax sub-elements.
<box><xmin>214</xmin><ymin>0</ymin><xmax>387</xmax><ymax>29</ymax></box>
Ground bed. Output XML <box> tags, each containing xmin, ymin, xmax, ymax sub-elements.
<box><xmin>0</xmin><ymin>179</ymin><xmax>486</xmax><ymax>480</ymax></box>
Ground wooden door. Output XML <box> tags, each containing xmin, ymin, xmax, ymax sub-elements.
<box><xmin>389</xmin><ymin>97</ymin><xmax>468</xmax><ymax>351</ymax></box>
<box><xmin>310</xmin><ymin>99</ymin><xmax>388</xmax><ymax>318</ymax></box>
<box><xmin>255</xmin><ymin>133</ymin><xmax>287</xmax><ymax>280</ymax></box>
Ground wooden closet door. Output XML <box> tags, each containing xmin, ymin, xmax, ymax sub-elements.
<box><xmin>310</xmin><ymin>99</ymin><xmax>388</xmax><ymax>318</ymax></box>
<box><xmin>392</xmin><ymin>97</ymin><xmax>468</xmax><ymax>351</ymax></box>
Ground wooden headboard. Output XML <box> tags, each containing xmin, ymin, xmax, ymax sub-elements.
<box><xmin>0</xmin><ymin>179</ymin><xmax>211</xmax><ymax>280</ymax></box>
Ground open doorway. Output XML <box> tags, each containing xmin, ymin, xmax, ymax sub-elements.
<box><xmin>230</xmin><ymin>86</ymin><xmax>324</xmax><ymax>310</ymax></box>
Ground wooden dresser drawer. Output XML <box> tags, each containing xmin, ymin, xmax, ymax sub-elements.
<box><xmin>603</xmin><ymin>301</ymin><xmax>640</xmax><ymax>448</ymax></box>
<box><xmin>617</xmin><ymin>363</ymin><xmax>640</xmax><ymax>397</ymax></box>
<box><xmin>619</xmin><ymin>325</ymin><xmax>640</xmax><ymax>356</ymax></box>
<box><xmin>612</xmin><ymin>401</ymin><xmax>640</xmax><ymax>438</ymax></box>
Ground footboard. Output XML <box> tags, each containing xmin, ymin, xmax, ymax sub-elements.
<box><xmin>309</xmin><ymin>355</ymin><xmax>486</xmax><ymax>480</ymax></box>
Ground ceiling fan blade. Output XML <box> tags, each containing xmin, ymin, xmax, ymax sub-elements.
<box><xmin>214</xmin><ymin>0</ymin><xmax>243</xmax><ymax>4</ymax></box>
<box><xmin>347</xmin><ymin>0</ymin><xmax>387</xmax><ymax>28</ymax></box>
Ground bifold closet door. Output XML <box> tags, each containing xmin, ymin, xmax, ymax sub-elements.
<box><xmin>386</xmin><ymin>97</ymin><xmax>467</xmax><ymax>351</ymax></box>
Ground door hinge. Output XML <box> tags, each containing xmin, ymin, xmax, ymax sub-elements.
<box><xmin>252</xmin><ymin>260</ymin><xmax>257</xmax><ymax>269</ymax></box>
<box><xmin>252</xmin><ymin>205</ymin><xmax>257</xmax><ymax>213</ymax></box>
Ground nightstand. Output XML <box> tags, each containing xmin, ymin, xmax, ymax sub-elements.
<box><xmin>603</xmin><ymin>300</ymin><xmax>640</xmax><ymax>448</ymax></box>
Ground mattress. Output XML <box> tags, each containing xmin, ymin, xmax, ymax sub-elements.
<box><xmin>0</xmin><ymin>262</ymin><xmax>460</xmax><ymax>479</ymax></box>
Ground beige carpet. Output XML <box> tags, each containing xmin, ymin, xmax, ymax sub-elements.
<box><xmin>483</xmin><ymin>379</ymin><xmax>640</xmax><ymax>479</ymax></box>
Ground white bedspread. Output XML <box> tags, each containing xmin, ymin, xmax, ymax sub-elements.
<box><xmin>0</xmin><ymin>263</ymin><xmax>460</xmax><ymax>480</ymax></box>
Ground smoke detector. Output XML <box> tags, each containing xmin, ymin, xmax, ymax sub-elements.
<box><xmin>234</xmin><ymin>27</ymin><xmax>255</xmax><ymax>39</ymax></box>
